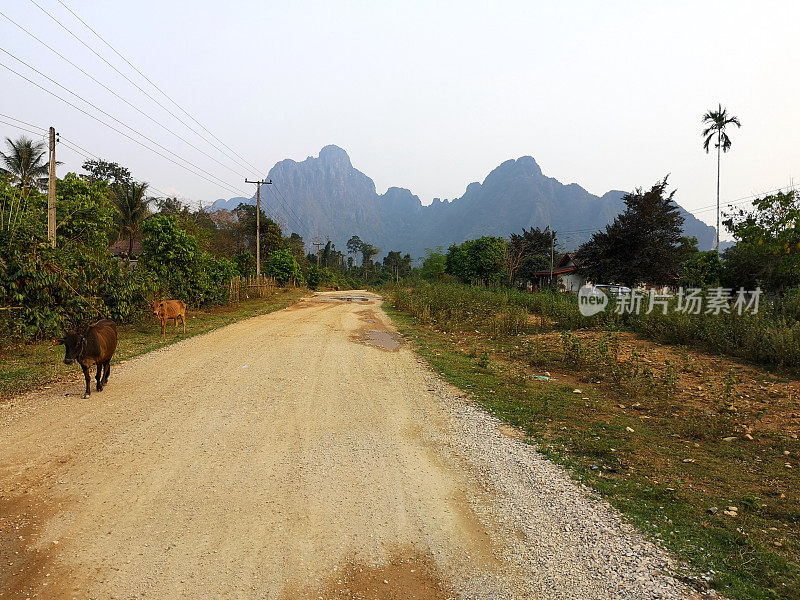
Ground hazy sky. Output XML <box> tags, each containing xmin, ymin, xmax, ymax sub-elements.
<box><xmin>2</xmin><ymin>0</ymin><xmax>799</xmax><ymax>236</ymax></box>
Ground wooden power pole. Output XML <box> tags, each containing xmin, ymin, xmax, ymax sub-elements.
<box><xmin>244</xmin><ymin>178</ymin><xmax>272</xmax><ymax>278</ymax></box>
<box><xmin>47</xmin><ymin>126</ymin><xmax>57</xmax><ymax>248</ymax></box>
<box><xmin>312</xmin><ymin>237</ymin><xmax>323</xmax><ymax>268</ymax></box>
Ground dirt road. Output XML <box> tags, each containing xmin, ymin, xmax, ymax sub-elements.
<box><xmin>0</xmin><ymin>292</ymin><xmax>697</xmax><ymax>599</ymax></box>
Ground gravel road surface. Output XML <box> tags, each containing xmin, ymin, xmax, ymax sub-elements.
<box><xmin>0</xmin><ymin>291</ymin><xmax>703</xmax><ymax>599</ymax></box>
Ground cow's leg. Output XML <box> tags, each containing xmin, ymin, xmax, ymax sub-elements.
<box><xmin>161</xmin><ymin>318</ymin><xmax>166</xmax><ymax>337</ymax></box>
<box><xmin>182</xmin><ymin>313</ymin><xmax>186</xmax><ymax>334</ymax></box>
<box><xmin>173</xmin><ymin>316</ymin><xmax>178</xmax><ymax>333</ymax></box>
<box><xmin>81</xmin><ymin>364</ymin><xmax>91</xmax><ymax>398</ymax></box>
<box><xmin>96</xmin><ymin>363</ymin><xmax>103</xmax><ymax>391</ymax></box>
<box><xmin>101</xmin><ymin>361</ymin><xmax>110</xmax><ymax>385</ymax></box>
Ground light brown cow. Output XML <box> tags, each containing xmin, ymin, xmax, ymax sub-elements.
<box><xmin>152</xmin><ymin>300</ymin><xmax>187</xmax><ymax>336</ymax></box>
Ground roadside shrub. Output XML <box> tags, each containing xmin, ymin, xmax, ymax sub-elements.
<box><xmin>264</xmin><ymin>248</ymin><xmax>303</xmax><ymax>285</ymax></box>
<box><xmin>233</xmin><ymin>250</ymin><xmax>256</xmax><ymax>277</ymax></box>
<box><xmin>0</xmin><ymin>232</ymin><xmax>152</xmax><ymax>340</ymax></box>
<box><xmin>140</xmin><ymin>215</ymin><xmax>235</xmax><ymax>305</ymax></box>
<box><xmin>387</xmin><ymin>280</ymin><xmax>800</xmax><ymax>374</ymax></box>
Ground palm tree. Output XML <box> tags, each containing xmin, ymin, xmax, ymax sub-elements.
<box><xmin>702</xmin><ymin>104</ymin><xmax>741</xmax><ymax>251</ymax></box>
<box><xmin>111</xmin><ymin>181</ymin><xmax>151</xmax><ymax>256</ymax></box>
<box><xmin>0</xmin><ymin>136</ymin><xmax>51</xmax><ymax>193</ymax></box>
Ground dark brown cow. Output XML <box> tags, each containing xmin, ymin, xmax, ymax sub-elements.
<box><xmin>153</xmin><ymin>300</ymin><xmax>187</xmax><ymax>336</ymax></box>
<box><xmin>56</xmin><ymin>319</ymin><xmax>118</xmax><ymax>399</ymax></box>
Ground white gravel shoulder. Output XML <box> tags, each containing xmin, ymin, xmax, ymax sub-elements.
<box><xmin>414</xmin><ymin>359</ymin><xmax>712</xmax><ymax>600</ymax></box>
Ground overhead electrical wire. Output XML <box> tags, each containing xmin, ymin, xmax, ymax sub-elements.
<box><xmin>0</xmin><ymin>10</ymin><xmax>248</xmax><ymax>180</ymax></box>
<box><xmin>0</xmin><ymin>48</ymin><xmax>248</xmax><ymax>195</ymax></box>
<box><xmin>0</xmin><ymin>116</ymin><xmax>46</xmax><ymax>137</ymax></box>
<box><xmin>0</xmin><ymin>58</ymin><xmax>248</xmax><ymax>197</ymax></box>
<box><xmin>54</xmin><ymin>0</ymin><xmax>265</xmax><ymax>176</ymax></box>
<box><xmin>27</xmin><ymin>0</ymin><xmax>263</xmax><ymax>178</ymax></box>
<box><xmin>5</xmin><ymin>2</ymin><xmax>305</xmax><ymax>225</ymax></box>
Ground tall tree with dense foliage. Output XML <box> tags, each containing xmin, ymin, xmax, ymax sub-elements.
<box><xmin>232</xmin><ymin>203</ymin><xmax>282</xmax><ymax>257</ymax></box>
<box><xmin>723</xmin><ymin>189</ymin><xmax>800</xmax><ymax>292</ymax></box>
<box><xmin>111</xmin><ymin>180</ymin><xmax>151</xmax><ymax>256</ymax></box>
<box><xmin>346</xmin><ymin>235</ymin><xmax>362</xmax><ymax>267</ymax></box>
<box><xmin>445</xmin><ymin>236</ymin><xmax>508</xmax><ymax>285</ymax></box>
<box><xmin>420</xmin><ymin>247</ymin><xmax>446</xmax><ymax>282</ymax></box>
<box><xmin>702</xmin><ymin>104</ymin><xmax>741</xmax><ymax>251</ymax></box>
<box><xmin>576</xmin><ymin>178</ymin><xmax>684</xmax><ymax>287</ymax></box>
<box><xmin>81</xmin><ymin>159</ymin><xmax>131</xmax><ymax>186</ymax></box>
<box><xmin>54</xmin><ymin>173</ymin><xmax>117</xmax><ymax>247</ymax></box>
<box><xmin>508</xmin><ymin>227</ymin><xmax>555</xmax><ymax>285</ymax></box>
<box><xmin>360</xmin><ymin>242</ymin><xmax>379</xmax><ymax>275</ymax></box>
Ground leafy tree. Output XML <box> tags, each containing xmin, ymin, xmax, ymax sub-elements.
<box><xmin>720</xmin><ymin>243</ymin><xmax>763</xmax><ymax>291</ymax></box>
<box><xmin>576</xmin><ymin>178</ymin><xmax>684</xmax><ymax>287</ymax></box>
<box><xmin>110</xmin><ymin>180</ymin><xmax>151</xmax><ymax>256</ymax></box>
<box><xmin>307</xmin><ymin>265</ymin><xmax>321</xmax><ymax>289</ymax></box>
<box><xmin>679</xmin><ymin>250</ymin><xmax>721</xmax><ymax>288</ymax></box>
<box><xmin>446</xmin><ymin>236</ymin><xmax>508</xmax><ymax>285</ymax></box>
<box><xmin>723</xmin><ymin>189</ymin><xmax>800</xmax><ymax>291</ymax></box>
<box><xmin>382</xmin><ymin>250</ymin><xmax>412</xmax><ymax>282</ymax></box>
<box><xmin>53</xmin><ymin>173</ymin><xmax>116</xmax><ymax>247</ymax></box>
<box><xmin>420</xmin><ymin>247</ymin><xmax>446</xmax><ymax>281</ymax></box>
<box><xmin>360</xmin><ymin>242</ymin><xmax>379</xmax><ymax>278</ymax></box>
<box><xmin>678</xmin><ymin>235</ymin><xmax>699</xmax><ymax>258</ymax></box>
<box><xmin>141</xmin><ymin>214</ymin><xmax>234</xmax><ymax>304</ymax></box>
<box><xmin>702</xmin><ymin>104</ymin><xmax>741</xmax><ymax>250</ymax></box>
<box><xmin>284</xmin><ymin>232</ymin><xmax>306</xmax><ymax>263</ymax></box>
<box><xmin>155</xmin><ymin>196</ymin><xmax>183</xmax><ymax>215</ymax></box>
<box><xmin>81</xmin><ymin>159</ymin><xmax>131</xmax><ymax>186</ymax></box>
<box><xmin>264</xmin><ymin>248</ymin><xmax>302</xmax><ymax>285</ymax></box>
<box><xmin>1</xmin><ymin>136</ymin><xmax>52</xmax><ymax>193</ymax></box>
<box><xmin>232</xmin><ymin>250</ymin><xmax>256</xmax><ymax>277</ymax></box>
<box><xmin>509</xmin><ymin>227</ymin><xmax>555</xmax><ymax>284</ymax></box>
<box><xmin>232</xmin><ymin>203</ymin><xmax>282</xmax><ymax>256</ymax></box>
<box><xmin>347</xmin><ymin>235</ymin><xmax>362</xmax><ymax>267</ymax></box>
<box><xmin>141</xmin><ymin>214</ymin><xmax>199</xmax><ymax>276</ymax></box>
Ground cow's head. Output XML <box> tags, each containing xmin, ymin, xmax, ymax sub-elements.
<box><xmin>152</xmin><ymin>301</ymin><xmax>164</xmax><ymax>316</ymax></box>
<box><xmin>55</xmin><ymin>333</ymin><xmax>85</xmax><ymax>365</ymax></box>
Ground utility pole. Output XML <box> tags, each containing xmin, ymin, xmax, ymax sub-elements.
<box><xmin>47</xmin><ymin>127</ymin><xmax>57</xmax><ymax>248</ymax></box>
<box><xmin>312</xmin><ymin>237</ymin><xmax>323</xmax><ymax>268</ymax></box>
<box><xmin>244</xmin><ymin>178</ymin><xmax>272</xmax><ymax>278</ymax></box>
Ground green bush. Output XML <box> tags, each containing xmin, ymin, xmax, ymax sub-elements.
<box><xmin>264</xmin><ymin>248</ymin><xmax>303</xmax><ymax>285</ymax></box>
<box><xmin>140</xmin><ymin>215</ymin><xmax>235</xmax><ymax>305</ymax></box>
<box><xmin>0</xmin><ymin>231</ymin><xmax>152</xmax><ymax>339</ymax></box>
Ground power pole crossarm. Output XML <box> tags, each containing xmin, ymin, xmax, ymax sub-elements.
<box><xmin>244</xmin><ymin>178</ymin><xmax>272</xmax><ymax>278</ymax></box>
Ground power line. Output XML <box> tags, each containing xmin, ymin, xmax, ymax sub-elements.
<box><xmin>266</xmin><ymin>180</ymin><xmax>305</xmax><ymax>233</ymax></box>
<box><xmin>0</xmin><ymin>117</ymin><xmax>46</xmax><ymax>137</ymax></box>
<box><xmin>27</xmin><ymin>0</ymin><xmax>262</xmax><ymax>177</ymax></box>
<box><xmin>0</xmin><ymin>113</ymin><xmax>181</xmax><ymax>199</ymax></box>
<box><xmin>0</xmin><ymin>12</ymin><xmax>248</xmax><ymax>179</ymax></box>
<box><xmin>54</xmin><ymin>0</ymin><xmax>264</xmax><ymax>176</ymax></box>
<box><xmin>0</xmin><ymin>47</ymin><xmax>247</xmax><ymax>194</ymax></box>
<box><xmin>0</xmin><ymin>112</ymin><xmax>47</xmax><ymax>133</ymax></box>
<box><xmin>0</xmin><ymin>58</ymin><xmax>247</xmax><ymax>197</ymax></box>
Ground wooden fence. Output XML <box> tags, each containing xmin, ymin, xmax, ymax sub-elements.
<box><xmin>228</xmin><ymin>275</ymin><xmax>277</xmax><ymax>304</ymax></box>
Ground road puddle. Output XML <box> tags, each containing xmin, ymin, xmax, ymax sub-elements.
<box><xmin>316</xmin><ymin>294</ymin><xmax>379</xmax><ymax>303</ymax></box>
<box><xmin>363</xmin><ymin>330</ymin><xmax>402</xmax><ymax>351</ymax></box>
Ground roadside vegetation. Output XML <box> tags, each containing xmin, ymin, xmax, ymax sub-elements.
<box><xmin>383</xmin><ymin>168</ymin><xmax>800</xmax><ymax>599</ymax></box>
<box><xmin>386</xmin><ymin>282</ymin><xmax>800</xmax><ymax>600</ymax></box>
